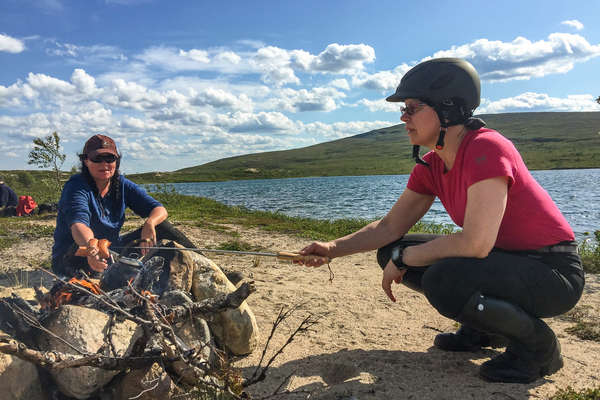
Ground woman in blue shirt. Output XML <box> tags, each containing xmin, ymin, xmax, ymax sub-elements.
<box><xmin>52</xmin><ymin>134</ymin><xmax>186</xmax><ymax>277</ymax></box>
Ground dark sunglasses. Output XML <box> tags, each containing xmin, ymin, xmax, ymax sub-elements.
<box><xmin>89</xmin><ymin>154</ymin><xmax>118</xmax><ymax>163</ymax></box>
<box><xmin>400</xmin><ymin>102</ymin><xmax>427</xmax><ymax>117</ymax></box>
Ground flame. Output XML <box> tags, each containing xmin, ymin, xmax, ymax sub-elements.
<box><xmin>140</xmin><ymin>290</ymin><xmax>157</xmax><ymax>303</ymax></box>
<box><xmin>42</xmin><ymin>277</ymin><xmax>103</xmax><ymax>310</ymax></box>
<box><xmin>67</xmin><ymin>277</ymin><xmax>102</xmax><ymax>295</ymax></box>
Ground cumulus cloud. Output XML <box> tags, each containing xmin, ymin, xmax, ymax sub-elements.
<box><xmin>0</xmin><ymin>82</ymin><xmax>29</xmax><ymax>107</ymax></box>
<box><xmin>330</xmin><ymin>79</ymin><xmax>350</xmax><ymax>90</ymax></box>
<box><xmin>432</xmin><ymin>33</ymin><xmax>600</xmax><ymax>82</ymax></box>
<box><xmin>0</xmin><ymin>33</ymin><xmax>25</xmax><ymax>53</ymax></box>
<box><xmin>291</xmin><ymin>43</ymin><xmax>375</xmax><ymax>73</ymax></box>
<box><xmin>479</xmin><ymin>92</ymin><xmax>600</xmax><ymax>113</ymax></box>
<box><xmin>103</xmin><ymin>79</ymin><xmax>168</xmax><ymax>111</ymax></box>
<box><xmin>250</xmin><ymin>46</ymin><xmax>300</xmax><ymax>86</ymax></box>
<box><xmin>135</xmin><ymin>43</ymin><xmax>376</xmax><ymax>87</ymax></box>
<box><xmin>71</xmin><ymin>69</ymin><xmax>99</xmax><ymax>95</ymax></box>
<box><xmin>561</xmin><ymin>20</ymin><xmax>584</xmax><ymax>31</ymax></box>
<box><xmin>269</xmin><ymin>87</ymin><xmax>346</xmax><ymax>112</ymax></box>
<box><xmin>27</xmin><ymin>72</ymin><xmax>76</xmax><ymax>96</ymax></box>
<box><xmin>357</xmin><ymin>98</ymin><xmax>400</xmax><ymax>113</ymax></box>
<box><xmin>190</xmin><ymin>88</ymin><xmax>253</xmax><ymax>112</ymax></box>
<box><xmin>137</xmin><ymin>46</ymin><xmax>248</xmax><ymax>74</ymax></box>
<box><xmin>218</xmin><ymin>111</ymin><xmax>298</xmax><ymax>134</ymax></box>
<box><xmin>352</xmin><ymin>64</ymin><xmax>412</xmax><ymax>92</ymax></box>
<box><xmin>302</xmin><ymin>120</ymin><xmax>396</xmax><ymax>139</ymax></box>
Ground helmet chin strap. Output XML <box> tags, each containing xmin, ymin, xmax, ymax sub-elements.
<box><xmin>435</xmin><ymin>108</ymin><xmax>450</xmax><ymax>150</ymax></box>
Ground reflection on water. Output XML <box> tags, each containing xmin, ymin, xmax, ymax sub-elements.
<box><xmin>146</xmin><ymin>168</ymin><xmax>600</xmax><ymax>241</ymax></box>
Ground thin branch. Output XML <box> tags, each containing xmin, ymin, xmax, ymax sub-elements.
<box><xmin>244</xmin><ymin>304</ymin><xmax>325</xmax><ymax>388</ymax></box>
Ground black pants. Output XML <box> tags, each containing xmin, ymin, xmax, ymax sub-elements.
<box><xmin>379</xmin><ymin>234</ymin><xmax>585</xmax><ymax>320</ymax></box>
<box><xmin>51</xmin><ymin>220</ymin><xmax>196</xmax><ymax>278</ymax></box>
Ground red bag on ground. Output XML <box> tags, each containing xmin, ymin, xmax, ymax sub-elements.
<box><xmin>16</xmin><ymin>195</ymin><xmax>37</xmax><ymax>216</ymax></box>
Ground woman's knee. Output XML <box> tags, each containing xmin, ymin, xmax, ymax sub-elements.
<box><xmin>422</xmin><ymin>259</ymin><xmax>474</xmax><ymax>319</ymax></box>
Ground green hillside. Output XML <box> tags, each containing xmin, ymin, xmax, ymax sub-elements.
<box><xmin>128</xmin><ymin>112</ymin><xmax>600</xmax><ymax>183</ymax></box>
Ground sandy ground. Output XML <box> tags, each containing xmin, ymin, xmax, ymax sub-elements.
<box><xmin>0</xmin><ymin>220</ymin><xmax>598</xmax><ymax>400</ymax></box>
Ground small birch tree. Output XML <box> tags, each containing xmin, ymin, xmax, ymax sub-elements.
<box><xmin>28</xmin><ymin>131</ymin><xmax>66</xmax><ymax>192</ymax></box>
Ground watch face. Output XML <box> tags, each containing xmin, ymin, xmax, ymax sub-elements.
<box><xmin>392</xmin><ymin>247</ymin><xmax>400</xmax><ymax>260</ymax></box>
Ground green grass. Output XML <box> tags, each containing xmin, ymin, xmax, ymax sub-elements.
<box><xmin>561</xmin><ymin>305</ymin><xmax>600</xmax><ymax>343</ymax></box>
<box><xmin>550</xmin><ymin>386</ymin><xmax>600</xmax><ymax>400</ymax></box>
<box><xmin>0</xmin><ymin>218</ymin><xmax>56</xmax><ymax>250</ymax></box>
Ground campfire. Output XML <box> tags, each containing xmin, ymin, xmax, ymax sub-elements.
<box><xmin>0</xmin><ymin>241</ymin><xmax>260</xmax><ymax>399</ymax></box>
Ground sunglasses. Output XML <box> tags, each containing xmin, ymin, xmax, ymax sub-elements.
<box><xmin>400</xmin><ymin>102</ymin><xmax>427</xmax><ymax>117</ymax></box>
<box><xmin>89</xmin><ymin>154</ymin><xmax>118</xmax><ymax>163</ymax></box>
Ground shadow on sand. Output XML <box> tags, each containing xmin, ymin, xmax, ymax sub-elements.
<box><xmin>240</xmin><ymin>346</ymin><xmax>554</xmax><ymax>400</ymax></box>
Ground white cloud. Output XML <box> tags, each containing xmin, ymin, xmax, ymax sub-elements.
<box><xmin>561</xmin><ymin>20</ymin><xmax>584</xmax><ymax>31</ymax></box>
<box><xmin>357</xmin><ymin>98</ymin><xmax>400</xmax><ymax>113</ymax></box>
<box><xmin>46</xmin><ymin>41</ymin><xmax>127</xmax><ymax>63</ymax></box>
<box><xmin>71</xmin><ymin>69</ymin><xmax>99</xmax><ymax>95</ymax></box>
<box><xmin>134</xmin><ymin>43</ymin><xmax>376</xmax><ymax>87</ymax></box>
<box><xmin>330</xmin><ymin>79</ymin><xmax>350</xmax><ymax>90</ymax></box>
<box><xmin>303</xmin><ymin>120</ymin><xmax>396</xmax><ymax>139</ymax></box>
<box><xmin>137</xmin><ymin>46</ymin><xmax>249</xmax><ymax>74</ymax></box>
<box><xmin>291</xmin><ymin>43</ymin><xmax>375</xmax><ymax>73</ymax></box>
<box><xmin>179</xmin><ymin>49</ymin><xmax>210</xmax><ymax>63</ymax></box>
<box><xmin>352</xmin><ymin>64</ymin><xmax>412</xmax><ymax>92</ymax></box>
<box><xmin>27</xmin><ymin>72</ymin><xmax>76</xmax><ymax>96</ymax></box>
<box><xmin>214</xmin><ymin>51</ymin><xmax>241</xmax><ymax>64</ymax></box>
<box><xmin>218</xmin><ymin>111</ymin><xmax>298</xmax><ymax>134</ymax></box>
<box><xmin>103</xmin><ymin>79</ymin><xmax>168</xmax><ymax>111</ymax></box>
<box><xmin>190</xmin><ymin>88</ymin><xmax>253</xmax><ymax>112</ymax></box>
<box><xmin>432</xmin><ymin>33</ymin><xmax>600</xmax><ymax>82</ymax></box>
<box><xmin>251</xmin><ymin>46</ymin><xmax>300</xmax><ymax>86</ymax></box>
<box><xmin>0</xmin><ymin>82</ymin><xmax>28</xmax><ymax>107</ymax></box>
<box><xmin>269</xmin><ymin>87</ymin><xmax>346</xmax><ymax>112</ymax></box>
<box><xmin>479</xmin><ymin>92</ymin><xmax>600</xmax><ymax>113</ymax></box>
<box><xmin>0</xmin><ymin>34</ymin><xmax>25</xmax><ymax>53</ymax></box>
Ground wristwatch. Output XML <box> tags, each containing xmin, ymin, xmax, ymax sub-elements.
<box><xmin>391</xmin><ymin>246</ymin><xmax>406</xmax><ymax>270</ymax></box>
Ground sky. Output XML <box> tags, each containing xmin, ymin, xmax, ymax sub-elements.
<box><xmin>1</xmin><ymin>0</ymin><xmax>599</xmax><ymax>174</ymax></box>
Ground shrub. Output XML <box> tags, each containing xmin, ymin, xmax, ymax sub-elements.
<box><xmin>579</xmin><ymin>230</ymin><xmax>600</xmax><ymax>274</ymax></box>
<box><xmin>16</xmin><ymin>171</ymin><xmax>35</xmax><ymax>187</ymax></box>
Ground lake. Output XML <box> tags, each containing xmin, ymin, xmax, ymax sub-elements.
<box><xmin>149</xmin><ymin>169</ymin><xmax>600</xmax><ymax>242</ymax></box>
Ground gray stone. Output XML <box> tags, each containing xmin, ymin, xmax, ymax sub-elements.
<box><xmin>0</xmin><ymin>346</ymin><xmax>44</xmax><ymax>400</ymax></box>
<box><xmin>189</xmin><ymin>252</ymin><xmax>259</xmax><ymax>355</ymax></box>
<box><xmin>36</xmin><ymin>305</ymin><xmax>140</xmax><ymax>399</ymax></box>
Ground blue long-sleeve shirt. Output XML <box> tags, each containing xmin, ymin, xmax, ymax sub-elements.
<box><xmin>52</xmin><ymin>174</ymin><xmax>162</xmax><ymax>260</ymax></box>
<box><xmin>0</xmin><ymin>183</ymin><xmax>18</xmax><ymax>207</ymax></box>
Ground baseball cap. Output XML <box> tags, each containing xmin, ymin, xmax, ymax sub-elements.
<box><xmin>83</xmin><ymin>134</ymin><xmax>119</xmax><ymax>159</ymax></box>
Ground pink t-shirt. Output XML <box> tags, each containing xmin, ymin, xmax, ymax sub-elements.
<box><xmin>407</xmin><ymin>128</ymin><xmax>574</xmax><ymax>250</ymax></box>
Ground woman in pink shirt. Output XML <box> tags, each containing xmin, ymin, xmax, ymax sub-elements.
<box><xmin>299</xmin><ymin>58</ymin><xmax>584</xmax><ymax>384</ymax></box>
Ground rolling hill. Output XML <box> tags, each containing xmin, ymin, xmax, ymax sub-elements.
<box><xmin>129</xmin><ymin>111</ymin><xmax>600</xmax><ymax>183</ymax></box>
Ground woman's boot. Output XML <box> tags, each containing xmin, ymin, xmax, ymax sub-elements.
<box><xmin>457</xmin><ymin>292</ymin><xmax>563</xmax><ymax>383</ymax></box>
<box><xmin>434</xmin><ymin>325</ymin><xmax>507</xmax><ymax>352</ymax></box>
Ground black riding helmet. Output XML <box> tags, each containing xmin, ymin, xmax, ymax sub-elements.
<box><xmin>386</xmin><ymin>58</ymin><xmax>483</xmax><ymax>166</ymax></box>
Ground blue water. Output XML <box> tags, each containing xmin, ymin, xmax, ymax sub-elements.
<box><xmin>147</xmin><ymin>169</ymin><xmax>600</xmax><ymax>242</ymax></box>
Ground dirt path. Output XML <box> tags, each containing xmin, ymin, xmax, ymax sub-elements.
<box><xmin>1</xmin><ymin>221</ymin><xmax>598</xmax><ymax>399</ymax></box>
